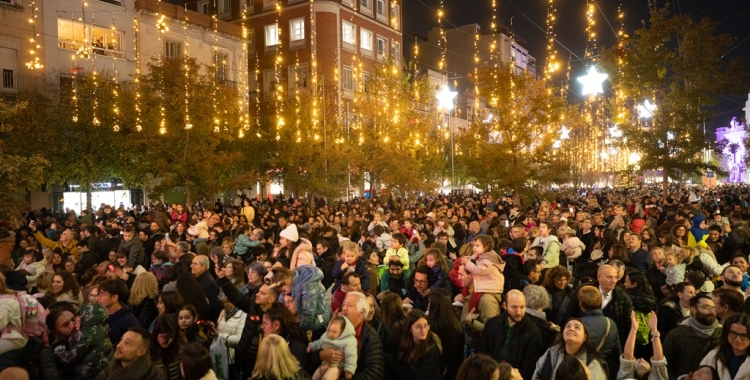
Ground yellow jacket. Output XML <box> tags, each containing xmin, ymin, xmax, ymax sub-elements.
<box><xmin>34</xmin><ymin>231</ymin><xmax>80</xmax><ymax>261</ymax></box>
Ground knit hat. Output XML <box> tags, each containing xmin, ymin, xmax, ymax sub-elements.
<box><xmin>279</xmin><ymin>224</ymin><xmax>299</xmax><ymax>242</ymax></box>
<box><xmin>629</xmin><ymin>218</ymin><xmax>645</xmax><ymax>234</ymax></box>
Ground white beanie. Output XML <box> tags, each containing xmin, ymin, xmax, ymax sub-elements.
<box><xmin>279</xmin><ymin>224</ymin><xmax>299</xmax><ymax>242</ymax></box>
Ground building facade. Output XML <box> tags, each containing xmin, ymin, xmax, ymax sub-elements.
<box><xmin>0</xmin><ymin>0</ymin><xmax>46</xmax><ymax>95</ymax></box>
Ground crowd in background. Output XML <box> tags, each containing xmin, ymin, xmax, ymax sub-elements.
<box><xmin>0</xmin><ymin>186</ymin><xmax>750</xmax><ymax>380</ymax></box>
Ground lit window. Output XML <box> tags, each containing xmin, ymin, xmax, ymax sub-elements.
<box><xmin>290</xmin><ymin>18</ymin><xmax>305</xmax><ymax>42</ymax></box>
<box><xmin>360</xmin><ymin>29</ymin><xmax>373</xmax><ymax>51</ymax></box>
<box><xmin>213</xmin><ymin>52</ymin><xmax>228</xmax><ymax>80</ymax></box>
<box><xmin>57</xmin><ymin>18</ymin><xmax>123</xmax><ymax>59</ymax></box>
<box><xmin>342</xmin><ymin>22</ymin><xmax>355</xmax><ymax>45</ymax></box>
<box><xmin>265</xmin><ymin>24</ymin><xmax>279</xmax><ymax>46</ymax></box>
<box><xmin>392</xmin><ymin>41</ymin><xmax>400</xmax><ymax>60</ymax></box>
<box><xmin>288</xmin><ymin>64</ymin><xmax>308</xmax><ymax>89</ymax></box>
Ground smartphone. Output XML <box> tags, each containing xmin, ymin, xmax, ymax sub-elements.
<box><xmin>504</xmin><ymin>220</ymin><xmax>509</xmax><ymax>227</ymax></box>
<box><xmin>216</xmin><ymin>253</ymin><xmax>225</xmax><ymax>267</ymax></box>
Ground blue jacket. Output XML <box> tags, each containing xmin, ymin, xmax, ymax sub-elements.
<box><xmin>107</xmin><ymin>305</ymin><xmax>140</xmax><ymax>347</ymax></box>
<box><xmin>332</xmin><ymin>259</ymin><xmax>370</xmax><ymax>292</ymax></box>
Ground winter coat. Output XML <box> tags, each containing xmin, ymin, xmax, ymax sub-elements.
<box><xmin>107</xmin><ymin>305</ymin><xmax>141</xmax><ymax>347</ymax></box>
<box><xmin>395</xmin><ymin>342</ymin><xmax>443</xmax><ymax>380</ymax></box>
<box><xmin>152</xmin><ymin>211</ymin><xmax>171</xmax><ymax>233</ymax></box>
<box><xmin>332</xmin><ymin>259</ymin><xmax>370</xmax><ymax>292</ymax></box>
<box><xmin>34</xmin><ymin>230</ymin><xmax>80</xmax><ymax>262</ymax></box>
<box><xmin>0</xmin><ymin>294</ymin><xmax>27</xmax><ymax>355</ymax></box>
<box><xmin>376</xmin><ymin>233</ymin><xmax>392</xmax><ymax>252</ymax></box>
<box><xmin>96</xmin><ymin>351</ymin><xmax>166</xmax><ymax>380</ymax></box>
<box><xmin>308</xmin><ymin>316</ymin><xmax>358</xmax><ymax>374</ymax></box>
<box><xmin>216</xmin><ymin>307</ymin><xmax>247</xmax><ymax>359</ymax></box>
<box><xmin>188</xmin><ymin>221</ymin><xmax>210</xmax><ymax>239</ymax></box>
<box><xmin>53</xmin><ymin>303</ymin><xmax>114</xmax><ymax>379</ymax></box>
<box><xmin>561</xmin><ymin>237</ymin><xmax>586</xmax><ymax>262</ymax></box>
<box><xmin>477</xmin><ymin>313</ymin><xmax>544</xmax><ymax>380</ymax></box>
<box><xmin>525</xmin><ymin>309</ymin><xmax>557</xmax><ymax>349</ymax></box>
<box><xmin>532</xmin><ymin>235</ymin><xmax>562</xmax><ymax>269</ymax></box>
<box><xmin>464</xmin><ymin>250</ymin><xmax>505</xmax><ymax>294</ymax></box>
<box><xmin>699</xmin><ymin>346</ymin><xmax>750</xmax><ymax>380</ymax></box>
<box><xmin>0</xmin><ymin>231</ymin><xmax>15</xmax><ymax>267</ymax></box>
<box><xmin>292</xmin><ymin>265</ymin><xmax>331</xmax><ymax>332</ymax></box>
<box><xmin>663</xmin><ymin>321</ymin><xmax>722</xmax><ymax>380</ymax></box>
<box><xmin>350</xmin><ymin>322</ymin><xmax>385</xmax><ymax>380</ymax></box>
<box><xmin>532</xmin><ymin>344</ymin><xmax>608</xmax><ymax>380</ymax></box>
<box><xmin>131</xmin><ymin>297</ymin><xmax>158</xmax><ymax>329</ymax></box>
<box><xmin>56</xmin><ymin>290</ymin><xmax>84</xmax><ymax>310</ymax></box>
<box><xmin>217</xmin><ymin>276</ymin><xmax>266</xmax><ymax>377</ymax></box>
<box><xmin>117</xmin><ymin>239</ymin><xmax>144</xmax><ymax>269</ymax></box>
<box><xmin>290</xmin><ymin>238</ymin><xmax>314</xmax><ymax>270</ymax></box>
<box><xmin>580</xmin><ymin>309</ymin><xmax>621</xmax><ymax>378</ymax></box>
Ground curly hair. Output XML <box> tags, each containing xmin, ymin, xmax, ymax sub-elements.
<box><xmin>128</xmin><ymin>272</ymin><xmax>159</xmax><ymax>306</ymax></box>
<box><xmin>523</xmin><ymin>284</ymin><xmax>551</xmax><ymax>310</ymax></box>
<box><xmin>542</xmin><ymin>265</ymin><xmax>572</xmax><ymax>289</ymax></box>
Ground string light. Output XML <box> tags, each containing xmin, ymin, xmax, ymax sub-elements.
<box><xmin>25</xmin><ymin>0</ymin><xmax>43</xmax><ymax>69</ymax></box>
<box><xmin>310</xmin><ymin>0</ymin><xmax>319</xmax><ymax>138</ymax></box>
<box><xmin>239</xmin><ymin>0</ymin><xmax>250</xmax><ymax>136</ymax></box>
<box><xmin>91</xmin><ymin>11</ymin><xmax>100</xmax><ymax>127</ymax></box>
<box><xmin>111</xmin><ymin>11</ymin><xmax>120</xmax><ymax>132</ymax></box>
<box><xmin>133</xmin><ymin>9</ymin><xmax>142</xmax><ymax>131</ymax></box>
<box><xmin>183</xmin><ymin>4</ymin><xmax>192</xmax><ymax>130</ymax></box>
<box><xmin>544</xmin><ymin>0</ymin><xmax>558</xmax><ymax>81</ymax></box>
<box><xmin>157</xmin><ymin>0</ymin><xmax>167</xmax><ymax>134</ymax></box>
<box><xmin>274</xmin><ymin>0</ymin><xmax>284</xmax><ymax>140</ymax></box>
<box><xmin>254</xmin><ymin>51</ymin><xmax>261</xmax><ymax>137</ymax></box>
<box><xmin>211</xmin><ymin>0</ymin><xmax>220</xmax><ymax>133</ymax></box>
<box><xmin>70</xmin><ymin>13</ymin><xmax>79</xmax><ymax>123</ymax></box>
<box><xmin>437</xmin><ymin>0</ymin><xmax>445</xmax><ymax>70</ymax></box>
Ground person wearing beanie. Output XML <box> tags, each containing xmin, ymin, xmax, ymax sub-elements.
<box><xmin>276</xmin><ymin>224</ymin><xmax>300</xmax><ymax>268</ymax></box>
<box><xmin>688</xmin><ymin>215</ymin><xmax>709</xmax><ymax>249</ymax></box>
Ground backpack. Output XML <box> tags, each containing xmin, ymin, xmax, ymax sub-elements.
<box><xmin>0</xmin><ymin>292</ymin><xmax>48</xmax><ymax>341</ymax></box>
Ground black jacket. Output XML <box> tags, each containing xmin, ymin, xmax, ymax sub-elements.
<box><xmin>526</xmin><ymin>313</ymin><xmax>557</xmax><ymax>349</ymax></box>
<box><xmin>131</xmin><ymin>297</ymin><xmax>159</xmax><ymax>329</ymax></box>
<box><xmin>476</xmin><ymin>313</ymin><xmax>544</xmax><ymax>380</ymax></box>
<box><xmin>396</xmin><ymin>343</ymin><xmax>443</xmax><ymax>380</ymax></box>
<box><xmin>196</xmin><ymin>270</ymin><xmax>220</xmax><ymax>321</ymax></box>
<box><xmin>98</xmin><ymin>236</ymin><xmax>121</xmax><ymax>263</ymax></box>
<box><xmin>314</xmin><ymin>321</ymin><xmax>384</xmax><ymax>380</ymax></box>
<box><xmin>218</xmin><ymin>276</ymin><xmax>265</xmax><ymax>377</ymax></box>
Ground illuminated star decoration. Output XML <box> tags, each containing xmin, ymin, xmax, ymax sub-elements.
<box><xmin>559</xmin><ymin>126</ymin><xmax>570</xmax><ymax>140</ymax></box>
<box><xmin>577</xmin><ymin>66</ymin><xmax>608</xmax><ymax>96</ymax></box>
<box><xmin>609</xmin><ymin>125</ymin><xmax>623</xmax><ymax>138</ymax></box>
<box><xmin>436</xmin><ymin>85</ymin><xmax>458</xmax><ymax>111</ymax></box>
<box><xmin>637</xmin><ymin>100</ymin><xmax>656</xmax><ymax>119</ymax></box>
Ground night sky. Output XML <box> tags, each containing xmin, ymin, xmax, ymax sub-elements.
<box><xmin>403</xmin><ymin>0</ymin><xmax>750</xmax><ymax>132</ymax></box>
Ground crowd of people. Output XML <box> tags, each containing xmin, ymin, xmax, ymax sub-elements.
<box><xmin>0</xmin><ymin>186</ymin><xmax>750</xmax><ymax>380</ymax></box>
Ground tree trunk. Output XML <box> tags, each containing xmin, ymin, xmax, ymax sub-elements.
<box><xmin>85</xmin><ymin>185</ymin><xmax>92</xmax><ymax>213</ymax></box>
<box><xmin>186</xmin><ymin>186</ymin><xmax>192</xmax><ymax>209</ymax></box>
<box><xmin>662</xmin><ymin>169</ymin><xmax>669</xmax><ymax>196</ymax></box>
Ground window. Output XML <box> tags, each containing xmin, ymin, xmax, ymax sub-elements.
<box><xmin>288</xmin><ymin>64</ymin><xmax>308</xmax><ymax>89</ymax></box>
<box><xmin>376</xmin><ymin>0</ymin><xmax>385</xmax><ymax>15</ymax></box>
<box><xmin>0</xmin><ymin>0</ymin><xmax>12</xmax><ymax>4</ymax></box>
<box><xmin>220</xmin><ymin>0</ymin><xmax>231</xmax><ymax>15</ymax></box>
<box><xmin>359</xmin><ymin>0</ymin><xmax>368</xmax><ymax>7</ymax></box>
<box><xmin>391</xmin><ymin>41</ymin><xmax>400</xmax><ymax>60</ymax></box>
<box><xmin>165</xmin><ymin>41</ymin><xmax>182</xmax><ymax>59</ymax></box>
<box><xmin>199</xmin><ymin>2</ymin><xmax>209</xmax><ymax>14</ymax></box>
<box><xmin>57</xmin><ymin>18</ymin><xmax>123</xmax><ymax>58</ymax></box>
<box><xmin>376</xmin><ymin>36</ymin><xmax>387</xmax><ymax>57</ymax></box>
<box><xmin>263</xmin><ymin>69</ymin><xmax>279</xmax><ymax>99</ymax></box>
<box><xmin>265</xmin><ymin>24</ymin><xmax>279</xmax><ymax>46</ymax></box>
<box><xmin>342</xmin><ymin>22</ymin><xmax>355</xmax><ymax>45</ymax></box>
<box><xmin>213</xmin><ymin>52</ymin><xmax>228</xmax><ymax>80</ymax></box>
<box><xmin>362</xmin><ymin>72</ymin><xmax>372</xmax><ymax>91</ymax></box>
<box><xmin>290</xmin><ymin>18</ymin><xmax>304</xmax><ymax>42</ymax></box>
<box><xmin>248</xmin><ymin>29</ymin><xmax>255</xmax><ymax>53</ymax></box>
<box><xmin>343</xmin><ymin>67</ymin><xmax>354</xmax><ymax>92</ymax></box>
<box><xmin>2</xmin><ymin>69</ymin><xmax>13</xmax><ymax>90</ymax></box>
<box><xmin>360</xmin><ymin>29</ymin><xmax>373</xmax><ymax>51</ymax></box>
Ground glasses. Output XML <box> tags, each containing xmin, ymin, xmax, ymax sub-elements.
<box><xmin>729</xmin><ymin>331</ymin><xmax>750</xmax><ymax>342</ymax></box>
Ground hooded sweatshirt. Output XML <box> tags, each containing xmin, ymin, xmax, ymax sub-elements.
<box><xmin>308</xmin><ymin>317</ymin><xmax>359</xmax><ymax>374</ymax></box>
<box><xmin>560</xmin><ymin>237</ymin><xmax>586</xmax><ymax>261</ymax></box>
<box><xmin>465</xmin><ymin>250</ymin><xmax>506</xmax><ymax>294</ymax></box>
<box><xmin>688</xmin><ymin>215</ymin><xmax>709</xmax><ymax>249</ymax></box>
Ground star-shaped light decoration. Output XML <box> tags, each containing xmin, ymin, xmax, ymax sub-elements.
<box><xmin>667</xmin><ymin>131</ymin><xmax>675</xmax><ymax>141</ymax></box>
<box><xmin>559</xmin><ymin>126</ymin><xmax>570</xmax><ymax>140</ymax></box>
<box><xmin>553</xmin><ymin>140</ymin><xmax>561</xmax><ymax>149</ymax></box>
<box><xmin>436</xmin><ymin>85</ymin><xmax>458</xmax><ymax>111</ymax></box>
<box><xmin>577</xmin><ymin>66</ymin><xmax>608</xmax><ymax>96</ymax></box>
<box><xmin>609</xmin><ymin>125</ymin><xmax>623</xmax><ymax>139</ymax></box>
<box><xmin>637</xmin><ymin>100</ymin><xmax>656</xmax><ymax>119</ymax></box>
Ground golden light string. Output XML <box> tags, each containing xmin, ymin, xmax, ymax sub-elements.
<box><xmin>437</xmin><ymin>0</ymin><xmax>445</xmax><ymax>71</ymax></box>
<box><xmin>111</xmin><ymin>11</ymin><xmax>120</xmax><ymax>131</ymax></box>
<box><xmin>310</xmin><ymin>0</ymin><xmax>319</xmax><ymax>136</ymax></box>
<box><xmin>239</xmin><ymin>0</ymin><xmax>249</xmax><ymax>137</ymax></box>
<box><xmin>294</xmin><ymin>52</ymin><xmax>301</xmax><ymax>143</ymax></box>
<box><xmin>544</xmin><ymin>0</ymin><xmax>558</xmax><ymax>83</ymax></box>
<box><xmin>490</xmin><ymin>0</ymin><xmax>497</xmax><ymax>68</ymax></box>
<box><xmin>25</xmin><ymin>0</ymin><xmax>42</xmax><ymax>69</ymax></box>
<box><xmin>133</xmin><ymin>10</ymin><xmax>142</xmax><ymax>131</ymax></box>
<box><xmin>157</xmin><ymin>0</ymin><xmax>168</xmax><ymax>134</ymax></box>
<box><xmin>254</xmin><ymin>51</ymin><xmax>261</xmax><ymax>137</ymax></box>
<box><xmin>274</xmin><ymin>0</ymin><xmax>284</xmax><ymax>140</ymax></box>
<box><xmin>473</xmin><ymin>25</ymin><xmax>479</xmax><ymax>118</ymax></box>
<box><xmin>91</xmin><ymin>11</ymin><xmax>100</xmax><ymax>127</ymax></box>
<box><xmin>211</xmin><ymin>0</ymin><xmax>220</xmax><ymax>133</ymax></box>
<box><xmin>183</xmin><ymin>4</ymin><xmax>192</xmax><ymax>130</ymax></box>
<box><xmin>584</xmin><ymin>0</ymin><xmax>597</xmax><ymax>62</ymax></box>
<box><xmin>70</xmin><ymin>13</ymin><xmax>79</xmax><ymax>123</ymax></box>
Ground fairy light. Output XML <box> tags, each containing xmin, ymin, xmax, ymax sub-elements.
<box><xmin>133</xmin><ymin>10</ymin><xmax>142</xmax><ymax>131</ymax></box>
<box><xmin>584</xmin><ymin>0</ymin><xmax>597</xmax><ymax>62</ymax></box>
<box><xmin>211</xmin><ymin>0</ymin><xmax>220</xmax><ymax>133</ymax></box>
<box><xmin>254</xmin><ymin>52</ymin><xmax>261</xmax><ymax>137</ymax></box>
<box><xmin>239</xmin><ymin>0</ymin><xmax>250</xmax><ymax>135</ymax></box>
<box><xmin>490</xmin><ymin>0</ymin><xmax>498</xmax><ymax>67</ymax></box>
<box><xmin>544</xmin><ymin>0</ymin><xmax>558</xmax><ymax>82</ymax></box>
<box><xmin>91</xmin><ymin>11</ymin><xmax>100</xmax><ymax>127</ymax></box>
<box><xmin>157</xmin><ymin>0</ymin><xmax>167</xmax><ymax>134</ymax></box>
<box><xmin>294</xmin><ymin>53</ymin><xmax>301</xmax><ymax>143</ymax></box>
<box><xmin>70</xmin><ymin>13</ymin><xmax>79</xmax><ymax>123</ymax></box>
<box><xmin>183</xmin><ymin>5</ymin><xmax>192</xmax><ymax>130</ymax></box>
<box><xmin>111</xmin><ymin>11</ymin><xmax>120</xmax><ymax>132</ymax></box>
<box><xmin>274</xmin><ymin>0</ymin><xmax>284</xmax><ymax>140</ymax></box>
<box><xmin>25</xmin><ymin>0</ymin><xmax>42</xmax><ymax>69</ymax></box>
<box><xmin>437</xmin><ymin>0</ymin><xmax>445</xmax><ymax>71</ymax></box>
<box><xmin>310</xmin><ymin>0</ymin><xmax>319</xmax><ymax>137</ymax></box>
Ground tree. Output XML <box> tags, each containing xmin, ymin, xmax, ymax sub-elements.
<box><xmin>456</xmin><ymin>64</ymin><xmax>568</xmax><ymax>198</ymax></box>
<box><xmin>0</xmin><ymin>100</ymin><xmax>49</xmax><ymax>223</ymax></box>
<box><xmin>600</xmin><ymin>5</ymin><xmax>748</xmax><ymax>193</ymax></box>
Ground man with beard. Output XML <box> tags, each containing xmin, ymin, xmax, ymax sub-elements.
<box><xmin>720</xmin><ymin>265</ymin><xmax>745</xmax><ymax>294</ymax></box>
<box><xmin>663</xmin><ymin>294</ymin><xmax>722</xmax><ymax>380</ymax></box>
<box><xmin>376</xmin><ymin>261</ymin><xmax>408</xmax><ymax>300</ymax></box>
<box><xmin>96</xmin><ymin>327</ymin><xmax>165</xmax><ymax>380</ymax></box>
<box><xmin>477</xmin><ymin>290</ymin><xmax>543</xmax><ymax>380</ymax></box>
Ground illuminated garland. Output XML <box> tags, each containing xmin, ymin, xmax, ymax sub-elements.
<box><xmin>133</xmin><ymin>10</ymin><xmax>142</xmax><ymax>131</ymax></box>
<box><xmin>111</xmin><ymin>11</ymin><xmax>120</xmax><ymax>132</ymax></box>
<box><xmin>25</xmin><ymin>0</ymin><xmax>42</xmax><ymax>69</ymax></box>
<box><xmin>156</xmin><ymin>0</ymin><xmax>168</xmax><ymax>134</ymax></box>
<box><xmin>184</xmin><ymin>5</ymin><xmax>192</xmax><ymax>130</ymax></box>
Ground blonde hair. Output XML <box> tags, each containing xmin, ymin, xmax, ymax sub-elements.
<box><xmin>651</xmin><ymin>247</ymin><xmax>666</xmax><ymax>267</ymax></box>
<box><xmin>664</xmin><ymin>252</ymin><xmax>678</xmax><ymax>264</ymax></box>
<box><xmin>251</xmin><ymin>334</ymin><xmax>301</xmax><ymax>379</ymax></box>
<box><xmin>681</xmin><ymin>246</ymin><xmax>699</xmax><ymax>265</ymax></box>
<box><xmin>342</xmin><ymin>241</ymin><xmax>359</xmax><ymax>255</ymax></box>
<box><xmin>127</xmin><ymin>272</ymin><xmax>159</xmax><ymax>306</ymax></box>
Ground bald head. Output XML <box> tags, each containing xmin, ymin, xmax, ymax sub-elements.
<box><xmin>505</xmin><ymin>289</ymin><xmax>527</xmax><ymax>325</ymax></box>
<box><xmin>597</xmin><ymin>265</ymin><xmax>618</xmax><ymax>292</ymax></box>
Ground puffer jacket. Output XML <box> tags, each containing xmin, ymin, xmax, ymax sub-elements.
<box><xmin>0</xmin><ymin>230</ymin><xmax>15</xmax><ymax>266</ymax></box>
<box><xmin>464</xmin><ymin>250</ymin><xmax>505</xmax><ymax>294</ymax></box>
<box><xmin>292</xmin><ymin>265</ymin><xmax>331</xmax><ymax>332</ymax></box>
<box><xmin>309</xmin><ymin>316</ymin><xmax>358</xmax><ymax>374</ymax></box>
<box><xmin>312</xmin><ymin>322</ymin><xmax>384</xmax><ymax>380</ymax></box>
<box><xmin>290</xmin><ymin>238</ymin><xmax>314</xmax><ymax>270</ymax></box>
<box><xmin>216</xmin><ymin>307</ymin><xmax>247</xmax><ymax>359</ymax></box>
<box><xmin>53</xmin><ymin>303</ymin><xmax>114</xmax><ymax>379</ymax></box>
<box><xmin>0</xmin><ymin>294</ymin><xmax>27</xmax><ymax>355</ymax></box>
<box><xmin>16</xmin><ymin>259</ymin><xmax>47</xmax><ymax>285</ymax></box>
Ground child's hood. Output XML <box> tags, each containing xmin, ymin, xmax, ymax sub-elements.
<box><xmin>339</xmin><ymin>316</ymin><xmax>357</xmax><ymax>340</ymax></box>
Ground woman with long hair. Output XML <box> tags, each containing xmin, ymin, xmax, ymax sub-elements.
<box><xmin>152</xmin><ymin>313</ymin><xmax>188</xmax><ymax>380</ymax></box>
<box><xmin>128</xmin><ymin>272</ymin><xmax>160</xmax><ymax>328</ymax></box>
<box><xmin>181</xmin><ymin>342</ymin><xmax>217</xmax><ymax>380</ymax></box>
<box><xmin>699</xmin><ymin>313</ymin><xmax>750</xmax><ymax>379</ymax></box>
<box><xmin>543</xmin><ymin>266</ymin><xmax>574</xmax><ymax>326</ymax></box>
<box><xmin>260</xmin><ymin>302</ymin><xmax>310</xmax><ymax>372</ymax></box>
<box><xmin>223</xmin><ymin>259</ymin><xmax>246</xmax><ymax>290</ymax></box>
<box><xmin>427</xmin><ymin>288</ymin><xmax>463</xmax><ymax>380</ymax></box>
<box><xmin>396</xmin><ymin>309</ymin><xmax>443</xmax><ymax>380</ymax></box>
<box><xmin>532</xmin><ymin>318</ymin><xmax>607</xmax><ymax>379</ymax></box>
<box><xmin>50</xmin><ymin>270</ymin><xmax>83</xmax><ymax>311</ymax></box>
<box><xmin>623</xmin><ymin>269</ymin><xmax>658</xmax><ymax>360</ymax></box>
<box><xmin>175</xmin><ymin>272</ymin><xmax>211</xmax><ymax>321</ymax></box>
<box><xmin>178</xmin><ymin>305</ymin><xmax>210</xmax><ymax>349</ymax></box>
<box><xmin>671</xmin><ymin>224</ymin><xmax>689</xmax><ymax>248</ymax></box>
<box><xmin>250</xmin><ymin>334</ymin><xmax>310</xmax><ymax>380</ymax></box>
<box><xmin>380</xmin><ymin>292</ymin><xmax>406</xmax><ymax>336</ymax></box>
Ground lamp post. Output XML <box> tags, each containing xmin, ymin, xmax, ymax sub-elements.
<box><xmin>437</xmin><ymin>84</ymin><xmax>458</xmax><ymax>191</ymax></box>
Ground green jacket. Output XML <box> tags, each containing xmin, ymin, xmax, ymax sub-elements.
<box><xmin>662</xmin><ymin>322</ymin><xmax>721</xmax><ymax>380</ymax></box>
<box><xmin>54</xmin><ymin>303</ymin><xmax>114</xmax><ymax>379</ymax></box>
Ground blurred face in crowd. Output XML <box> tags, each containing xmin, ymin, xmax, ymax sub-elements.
<box><xmin>410</xmin><ymin>317</ymin><xmax>430</xmax><ymax>343</ymax></box>
<box><xmin>178</xmin><ymin>310</ymin><xmax>196</xmax><ymax>330</ymax></box>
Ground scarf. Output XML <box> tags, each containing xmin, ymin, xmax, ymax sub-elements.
<box><xmin>224</xmin><ymin>307</ymin><xmax>240</xmax><ymax>321</ymax></box>
<box><xmin>685</xmin><ymin>316</ymin><xmax>719</xmax><ymax>339</ymax></box>
<box><xmin>101</xmin><ymin>353</ymin><xmax>158</xmax><ymax>380</ymax></box>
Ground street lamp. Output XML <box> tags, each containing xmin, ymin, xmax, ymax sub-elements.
<box><xmin>437</xmin><ymin>85</ymin><xmax>458</xmax><ymax>191</ymax></box>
